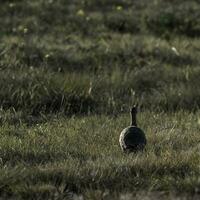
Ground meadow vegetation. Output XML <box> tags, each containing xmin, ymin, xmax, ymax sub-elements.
<box><xmin>0</xmin><ymin>0</ymin><xmax>200</xmax><ymax>199</ymax></box>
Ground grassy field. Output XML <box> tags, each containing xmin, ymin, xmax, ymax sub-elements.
<box><xmin>0</xmin><ymin>0</ymin><xmax>200</xmax><ymax>199</ymax></box>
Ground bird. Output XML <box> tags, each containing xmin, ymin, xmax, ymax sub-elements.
<box><xmin>119</xmin><ymin>105</ymin><xmax>147</xmax><ymax>153</ymax></box>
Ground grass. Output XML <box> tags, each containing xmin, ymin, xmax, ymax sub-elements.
<box><xmin>0</xmin><ymin>0</ymin><xmax>200</xmax><ymax>199</ymax></box>
<box><xmin>0</xmin><ymin>111</ymin><xmax>200</xmax><ymax>199</ymax></box>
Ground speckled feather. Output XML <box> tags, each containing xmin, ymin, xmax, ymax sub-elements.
<box><xmin>119</xmin><ymin>126</ymin><xmax>146</xmax><ymax>152</ymax></box>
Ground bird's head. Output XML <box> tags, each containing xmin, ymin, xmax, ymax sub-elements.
<box><xmin>130</xmin><ymin>104</ymin><xmax>138</xmax><ymax>114</ymax></box>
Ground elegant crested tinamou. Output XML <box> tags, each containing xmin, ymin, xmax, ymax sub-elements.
<box><xmin>119</xmin><ymin>105</ymin><xmax>147</xmax><ymax>153</ymax></box>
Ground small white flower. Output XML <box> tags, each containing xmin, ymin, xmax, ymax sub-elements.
<box><xmin>171</xmin><ymin>46</ymin><xmax>179</xmax><ymax>56</ymax></box>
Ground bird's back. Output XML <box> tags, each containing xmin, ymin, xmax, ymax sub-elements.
<box><xmin>119</xmin><ymin>126</ymin><xmax>146</xmax><ymax>152</ymax></box>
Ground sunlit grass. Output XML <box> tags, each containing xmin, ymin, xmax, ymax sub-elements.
<box><xmin>0</xmin><ymin>0</ymin><xmax>200</xmax><ymax>199</ymax></box>
<box><xmin>0</xmin><ymin>111</ymin><xmax>199</xmax><ymax>199</ymax></box>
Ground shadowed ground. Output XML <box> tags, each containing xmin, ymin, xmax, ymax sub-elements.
<box><xmin>0</xmin><ymin>0</ymin><xmax>200</xmax><ymax>199</ymax></box>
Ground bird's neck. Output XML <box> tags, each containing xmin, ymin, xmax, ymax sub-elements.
<box><xmin>130</xmin><ymin>112</ymin><xmax>137</xmax><ymax>126</ymax></box>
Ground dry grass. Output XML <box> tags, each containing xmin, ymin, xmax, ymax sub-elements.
<box><xmin>0</xmin><ymin>0</ymin><xmax>200</xmax><ymax>199</ymax></box>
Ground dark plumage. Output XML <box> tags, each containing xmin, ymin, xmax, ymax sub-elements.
<box><xmin>119</xmin><ymin>105</ymin><xmax>147</xmax><ymax>153</ymax></box>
